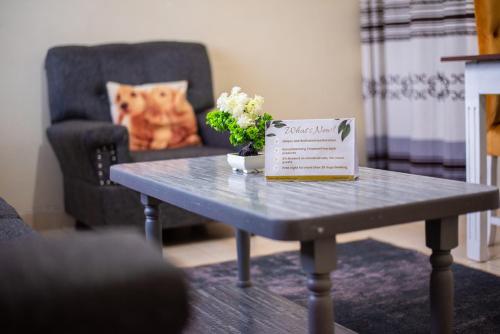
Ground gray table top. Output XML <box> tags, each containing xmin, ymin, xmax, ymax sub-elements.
<box><xmin>110</xmin><ymin>155</ymin><xmax>499</xmax><ymax>241</ymax></box>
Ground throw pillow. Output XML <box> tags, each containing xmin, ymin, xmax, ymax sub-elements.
<box><xmin>106</xmin><ymin>81</ymin><xmax>201</xmax><ymax>151</ymax></box>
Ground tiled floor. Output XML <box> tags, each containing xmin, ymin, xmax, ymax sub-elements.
<box><xmin>41</xmin><ymin>215</ymin><xmax>500</xmax><ymax>276</ymax></box>
<box><xmin>164</xmin><ymin>216</ymin><xmax>500</xmax><ymax>277</ymax></box>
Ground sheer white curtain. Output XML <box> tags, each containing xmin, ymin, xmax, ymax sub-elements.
<box><xmin>361</xmin><ymin>0</ymin><xmax>477</xmax><ymax>180</ymax></box>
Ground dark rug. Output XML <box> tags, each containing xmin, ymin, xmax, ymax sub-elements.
<box><xmin>186</xmin><ymin>239</ymin><xmax>500</xmax><ymax>333</ymax></box>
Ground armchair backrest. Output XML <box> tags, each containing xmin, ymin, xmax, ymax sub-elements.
<box><xmin>45</xmin><ymin>41</ymin><xmax>214</xmax><ymax>124</ymax></box>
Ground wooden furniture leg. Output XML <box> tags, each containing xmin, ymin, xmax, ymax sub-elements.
<box><xmin>300</xmin><ymin>237</ymin><xmax>337</xmax><ymax>334</ymax></box>
<box><xmin>425</xmin><ymin>217</ymin><xmax>459</xmax><ymax>334</ymax></box>
<box><xmin>465</xmin><ymin>65</ymin><xmax>488</xmax><ymax>261</ymax></box>
<box><xmin>236</xmin><ymin>229</ymin><xmax>251</xmax><ymax>287</ymax></box>
<box><xmin>140</xmin><ymin>194</ymin><xmax>162</xmax><ymax>251</ymax></box>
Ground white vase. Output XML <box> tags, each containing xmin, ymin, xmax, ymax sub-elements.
<box><xmin>227</xmin><ymin>153</ymin><xmax>264</xmax><ymax>174</ymax></box>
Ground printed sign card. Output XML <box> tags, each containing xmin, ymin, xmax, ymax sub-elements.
<box><xmin>265</xmin><ymin>118</ymin><xmax>358</xmax><ymax>181</ymax></box>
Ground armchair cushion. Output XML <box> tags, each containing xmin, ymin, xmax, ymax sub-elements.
<box><xmin>106</xmin><ymin>81</ymin><xmax>201</xmax><ymax>151</ymax></box>
<box><xmin>0</xmin><ymin>231</ymin><xmax>189</xmax><ymax>334</ymax></box>
<box><xmin>106</xmin><ymin>80</ymin><xmax>188</xmax><ymax>124</ymax></box>
<box><xmin>47</xmin><ymin>120</ymin><xmax>131</xmax><ymax>184</ymax></box>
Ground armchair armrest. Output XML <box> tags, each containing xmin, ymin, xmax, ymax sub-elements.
<box><xmin>47</xmin><ymin>120</ymin><xmax>131</xmax><ymax>185</ymax></box>
<box><xmin>196</xmin><ymin>109</ymin><xmax>234</xmax><ymax>149</ymax></box>
<box><xmin>0</xmin><ymin>231</ymin><xmax>189</xmax><ymax>334</ymax></box>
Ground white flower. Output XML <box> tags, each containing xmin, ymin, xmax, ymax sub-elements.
<box><xmin>231</xmin><ymin>86</ymin><xmax>242</xmax><ymax>95</ymax></box>
<box><xmin>216</xmin><ymin>92</ymin><xmax>229</xmax><ymax>112</ymax></box>
<box><xmin>216</xmin><ymin>87</ymin><xmax>263</xmax><ymax>121</ymax></box>
<box><xmin>236</xmin><ymin>113</ymin><xmax>255</xmax><ymax>129</ymax></box>
<box><xmin>227</xmin><ymin>94</ymin><xmax>248</xmax><ymax>117</ymax></box>
<box><xmin>252</xmin><ymin>95</ymin><xmax>264</xmax><ymax>115</ymax></box>
<box><xmin>244</xmin><ymin>95</ymin><xmax>265</xmax><ymax>118</ymax></box>
<box><xmin>224</xmin><ymin>87</ymin><xmax>249</xmax><ymax>117</ymax></box>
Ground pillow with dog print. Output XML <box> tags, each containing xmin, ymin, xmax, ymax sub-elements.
<box><xmin>106</xmin><ymin>81</ymin><xmax>202</xmax><ymax>151</ymax></box>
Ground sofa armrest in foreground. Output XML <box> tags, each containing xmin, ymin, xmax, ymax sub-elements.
<box><xmin>0</xmin><ymin>230</ymin><xmax>189</xmax><ymax>334</ymax></box>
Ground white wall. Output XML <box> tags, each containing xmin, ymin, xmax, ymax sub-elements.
<box><xmin>0</xmin><ymin>0</ymin><xmax>363</xmax><ymax>229</ymax></box>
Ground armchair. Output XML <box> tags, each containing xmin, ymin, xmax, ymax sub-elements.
<box><xmin>0</xmin><ymin>197</ymin><xmax>189</xmax><ymax>334</ymax></box>
<box><xmin>45</xmin><ymin>42</ymin><xmax>232</xmax><ymax>228</ymax></box>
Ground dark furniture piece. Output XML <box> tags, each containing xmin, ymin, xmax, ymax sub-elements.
<box><xmin>45</xmin><ymin>41</ymin><xmax>232</xmax><ymax>229</ymax></box>
<box><xmin>111</xmin><ymin>156</ymin><xmax>499</xmax><ymax>334</ymax></box>
<box><xmin>0</xmin><ymin>197</ymin><xmax>189</xmax><ymax>334</ymax></box>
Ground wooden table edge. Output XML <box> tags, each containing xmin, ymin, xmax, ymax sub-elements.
<box><xmin>110</xmin><ymin>165</ymin><xmax>499</xmax><ymax>241</ymax></box>
<box><xmin>441</xmin><ymin>53</ymin><xmax>500</xmax><ymax>63</ymax></box>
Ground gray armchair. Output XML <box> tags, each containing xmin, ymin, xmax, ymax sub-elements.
<box><xmin>0</xmin><ymin>197</ymin><xmax>189</xmax><ymax>334</ymax></box>
<box><xmin>45</xmin><ymin>41</ymin><xmax>232</xmax><ymax>228</ymax></box>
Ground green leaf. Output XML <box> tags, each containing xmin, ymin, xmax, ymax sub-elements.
<box><xmin>341</xmin><ymin>124</ymin><xmax>351</xmax><ymax>141</ymax></box>
<box><xmin>338</xmin><ymin>120</ymin><xmax>347</xmax><ymax>134</ymax></box>
<box><xmin>253</xmin><ymin>138</ymin><xmax>265</xmax><ymax>151</ymax></box>
<box><xmin>208</xmin><ymin>111</ymin><xmax>274</xmax><ymax>149</ymax></box>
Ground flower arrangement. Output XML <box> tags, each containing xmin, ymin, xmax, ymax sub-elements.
<box><xmin>206</xmin><ymin>87</ymin><xmax>273</xmax><ymax>156</ymax></box>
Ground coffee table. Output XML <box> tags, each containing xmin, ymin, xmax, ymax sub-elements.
<box><xmin>110</xmin><ymin>155</ymin><xmax>499</xmax><ymax>334</ymax></box>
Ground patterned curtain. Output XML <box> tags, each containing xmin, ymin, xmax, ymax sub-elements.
<box><xmin>361</xmin><ymin>0</ymin><xmax>477</xmax><ymax>180</ymax></box>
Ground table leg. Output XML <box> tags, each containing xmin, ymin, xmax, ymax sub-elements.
<box><xmin>236</xmin><ymin>229</ymin><xmax>251</xmax><ymax>287</ymax></box>
<box><xmin>425</xmin><ymin>217</ymin><xmax>458</xmax><ymax>334</ymax></box>
<box><xmin>140</xmin><ymin>194</ymin><xmax>162</xmax><ymax>251</ymax></box>
<box><xmin>300</xmin><ymin>238</ymin><xmax>337</xmax><ymax>334</ymax></box>
<box><xmin>465</xmin><ymin>66</ymin><xmax>488</xmax><ymax>262</ymax></box>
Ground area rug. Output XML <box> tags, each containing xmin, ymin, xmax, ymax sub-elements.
<box><xmin>186</xmin><ymin>239</ymin><xmax>500</xmax><ymax>333</ymax></box>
